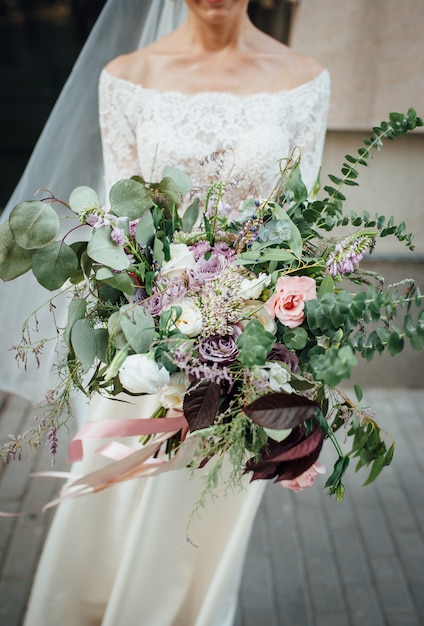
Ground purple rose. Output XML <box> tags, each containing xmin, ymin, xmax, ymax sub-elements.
<box><xmin>213</xmin><ymin>242</ymin><xmax>235</xmax><ymax>259</ymax></box>
<box><xmin>198</xmin><ymin>326</ymin><xmax>241</xmax><ymax>364</ymax></box>
<box><xmin>190</xmin><ymin>241</ymin><xmax>212</xmax><ymax>261</ymax></box>
<box><xmin>190</xmin><ymin>253</ymin><xmax>228</xmax><ymax>286</ymax></box>
<box><xmin>267</xmin><ymin>343</ymin><xmax>299</xmax><ymax>373</ymax></box>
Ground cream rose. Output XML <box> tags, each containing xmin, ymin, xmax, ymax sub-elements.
<box><xmin>160</xmin><ymin>243</ymin><xmax>196</xmax><ymax>279</ymax></box>
<box><xmin>259</xmin><ymin>362</ymin><xmax>292</xmax><ymax>393</ymax></box>
<box><xmin>167</xmin><ymin>299</ymin><xmax>203</xmax><ymax>337</ymax></box>
<box><xmin>239</xmin><ymin>300</ymin><xmax>276</xmax><ymax>334</ymax></box>
<box><xmin>118</xmin><ymin>353</ymin><xmax>170</xmax><ymax>394</ymax></box>
<box><xmin>264</xmin><ymin>275</ymin><xmax>316</xmax><ymax>328</ymax></box>
<box><xmin>239</xmin><ymin>273</ymin><xmax>271</xmax><ymax>300</ymax></box>
<box><xmin>159</xmin><ymin>374</ymin><xmax>189</xmax><ymax>410</ymax></box>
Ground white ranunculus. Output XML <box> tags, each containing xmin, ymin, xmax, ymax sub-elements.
<box><xmin>260</xmin><ymin>362</ymin><xmax>292</xmax><ymax>393</ymax></box>
<box><xmin>239</xmin><ymin>300</ymin><xmax>277</xmax><ymax>334</ymax></box>
<box><xmin>168</xmin><ymin>299</ymin><xmax>203</xmax><ymax>337</ymax></box>
<box><xmin>160</xmin><ymin>243</ymin><xmax>196</xmax><ymax>278</ymax></box>
<box><xmin>159</xmin><ymin>374</ymin><xmax>189</xmax><ymax>410</ymax></box>
<box><xmin>239</xmin><ymin>273</ymin><xmax>271</xmax><ymax>300</ymax></box>
<box><xmin>118</xmin><ymin>353</ymin><xmax>170</xmax><ymax>394</ymax></box>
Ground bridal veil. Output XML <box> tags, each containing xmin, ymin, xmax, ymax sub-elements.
<box><xmin>0</xmin><ymin>0</ymin><xmax>187</xmax><ymax>404</ymax></box>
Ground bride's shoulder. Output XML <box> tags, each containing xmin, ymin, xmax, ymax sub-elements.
<box><xmin>254</xmin><ymin>31</ymin><xmax>326</xmax><ymax>89</ymax></box>
<box><xmin>104</xmin><ymin>38</ymin><xmax>169</xmax><ymax>86</ymax></box>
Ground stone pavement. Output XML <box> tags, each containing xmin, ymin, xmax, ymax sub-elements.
<box><xmin>0</xmin><ymin>388</ymin><xmax>423</xmax><ymax>626</ymax></box>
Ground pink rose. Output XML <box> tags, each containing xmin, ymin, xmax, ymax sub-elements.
<box><xmin>279</xmin><ymin>462</ymin><xmax>325</xmax><ymax>492</ymax></box>
<box><xmin>264</xmin><ymin>275</ymin><xmax>316</xmax><ymax>328</ymax></box>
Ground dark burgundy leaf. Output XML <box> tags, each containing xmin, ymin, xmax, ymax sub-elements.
<box><xmin>183</xmin><ymin>379</ymin><xmax>220</xmax><ymax>432</ymax></box>
<box><xmin>244</xmin><ymin>392</ymin><xmax>319</xmax><ymax>430</ymax></box>
<box><xmin>245</xmin><ymin>422</ymin><xmax>324</xmax><ymax>482</ymax></box>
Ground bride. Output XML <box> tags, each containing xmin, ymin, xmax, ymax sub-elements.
<box><xmin>8</xmin><ymin>1</ymin><xmax>330</xmax><ymax>624</ymax></box>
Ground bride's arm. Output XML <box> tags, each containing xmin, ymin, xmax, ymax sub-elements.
<box><xmin>98</xmin><ymin>69</ymin><xmax>139</xmax><ymax>195</ymax></box>
<box><xmin>291</xmin><ymin>71</ymin><xmax>331</xmax><ymax>193</ymax></box>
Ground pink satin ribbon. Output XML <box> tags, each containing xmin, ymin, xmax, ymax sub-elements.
<box><xmin>69</xmin><ymin>410</ymin><xmax>188</xmax><ymax>462</ymax></box>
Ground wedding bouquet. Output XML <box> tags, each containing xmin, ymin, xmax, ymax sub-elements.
<box><xmin>1</xmin><ymin>109</ymin><xmax>423</xmax><ymax>506</ymax></box>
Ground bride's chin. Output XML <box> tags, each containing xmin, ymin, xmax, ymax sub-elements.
<box><xmin>186</xmin><ymin>0</ymin><xmax>248</xmax><ymax>18</ymax></box>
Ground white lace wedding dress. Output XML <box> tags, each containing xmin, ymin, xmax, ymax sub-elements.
<box><xmin>24</xmin><ymin>68</ymin><xmax>330</xmax><ymax>626</ymax></box>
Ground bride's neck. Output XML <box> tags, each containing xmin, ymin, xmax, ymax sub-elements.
<box><xmin>181</xmin><ymin>13</ymin><xmax>254</xmax><ymax>53</ymax></box>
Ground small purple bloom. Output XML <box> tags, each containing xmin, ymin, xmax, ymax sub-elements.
<box><xmin>86</xmin><ymin>214</ymin><xmax>104</xmax><ymax>229</ymax></box>
<box><xmin>190</xmin><ymin>241</ymin><xmax>211</xmax><ymax>261</ymax></box>
<box><xmin>212</xmin><ymin>242</ymin><xmax>236</xmax><ymax>259</ymax></box>
<box><xmin>111</xmin><ymin>227</ymin><xmax>125</xmax><ymax>246</ymax></box>
<box><xmin>129</xmin><ymin>219</ymin><xmax>140</xmax><ymax>238</ymax></box>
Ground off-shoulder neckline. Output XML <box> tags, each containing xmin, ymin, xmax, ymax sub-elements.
<box><xmin>100</xmin><ymin>67</ymin><xmax>330</xmax><ymax>100</ymax></box>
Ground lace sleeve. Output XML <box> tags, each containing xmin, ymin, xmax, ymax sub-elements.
<box><xmin>98</xmin><ymin>69</ymin><xmax>139</xmax><ymax>194</ymax></box>
<box><xmin>291</xmin><ymin>71</ymin><xmax>331</xmax><ymax>193</ymax></box>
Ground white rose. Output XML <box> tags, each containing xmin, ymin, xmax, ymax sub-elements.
<box><xmin>239</xmin><ymin>300</ymin><xmax>277</xmax><ymax>334</ymax></box>
<box><xmin>118</xmin><ymin>353</ymin><xmax>170</xmax><ymax>394</ymax></box>
<box><xmin>260</xmin><ymin>362</ymin><xmax>292</xmax><ymax>393</ymax></box>
<box><xmin>159</xmin><ymin>374</ymin><xmax>189</xmax><ymax>410</ymax></box>
<box><xmin>160</xmin><ymin>243</ymin><xmax>196</xmax><ymax>279</ymax></box>
<box><xmin>239</xmin><ymin>273</ymin><xmax>271</xmax><ymax>300</ymax></box>
<box><xmin>167</xmin><ymin>299</ymin><xmax>203</xmax><ymax>337</ymax></box>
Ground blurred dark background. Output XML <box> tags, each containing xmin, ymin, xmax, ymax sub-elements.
<box><xmin>0</xmin><ymin>0</ymin><xmax>293</xmax><ymax>212</ymax></box>
<box><xmin>0</xmin><ymin>0</ymin><xmax>107</xmax><ymax>210</ymax></box>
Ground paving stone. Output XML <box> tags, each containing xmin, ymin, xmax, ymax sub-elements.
<box><xmin>346</xmin><ymin>584</ymin><xmax>386</xmax><ymax>626</ymax></box>
<box><xmin>370</xmin><ymin>555</ymin><xmax>417</xmax><ymax>613</ymax></box>
<box><xmin>1</xmin><ymin>389</ymin><xmax>424</xmax><ymax>626</ymax></box>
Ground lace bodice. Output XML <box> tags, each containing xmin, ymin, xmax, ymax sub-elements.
<box><xmin>99</xmin><ymin>68</ymin><xmax>330</xmax><ymax>207</ymax></box>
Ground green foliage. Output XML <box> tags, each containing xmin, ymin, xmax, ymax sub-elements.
<box><xmin>236</xmin><ymin>318</ymin><xmax>276</xmax><ymax>366</ymax></box>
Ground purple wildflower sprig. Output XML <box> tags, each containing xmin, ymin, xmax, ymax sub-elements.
<box><xmin>326</xmin><ymin>231</ymin><xmax>377</xmax><ymax>279</ymax></box>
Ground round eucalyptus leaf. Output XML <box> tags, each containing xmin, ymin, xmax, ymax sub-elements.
<box><xmin>158</xmin><ymin>177</ymin><xmax>181</xmax><ymax>205</ymax></box>
<box><xmin>94</xmin><ymin>328</ymin><xmax>109</xmax><ymax>364</ymax></box>
<box><xmin>120</xmin><ymin>304</ymin><xmax>155</xmax><ymax>353</ymax></box>
<box><xmin>9</xmin><ymin>201</ymin><xmax>60</xmax><ymax>249</ymax></box>
<box><xmin>32</xmin><ymin>242</ymin><xmax>79</xmax><ymax>291</ymax></box>
<box><xmin>109</xmin><ymin>179</ymin><xmax>152</xmax><ymax>220</ymax></box>
<box><xmin>135</xmin><ymin>210</ymin><xmax>155</xmax><ymax>247</ymax></box>
<box><xmin>69</xmin><ymin>186</ymin><xmax>101</xmax><ymax>214</ymax></box>
<box><xmin>107</xmin><ymin>311</ymin><xmax>127</xmax><ymax>350</ymax></box>
<box><xmin>71</xmin><ymin>319</ymin><xmax>97</xmax><ymax>372</ymax></box>
<box><xmin>87</xmin><ymin>226</ymin><xmax>130</xmax><ymax>270</ymax></box>
<box><xmin>64</xmin><ymin>297</ymin><xmax>87</xmax><ymax>348</ymax></box>
<box><xmin>96</xmin><ymin>267</ymin><xmax>134</xmax><ymax>295</ymax></box>
<box><xmin>0</xmin><ymin>221</ymin><xmax>33</xmax><ymax>280</ymax></box>
<box><xmin>163</xmin><ymin>166</ymin><xmax>192</xmax><ymax>194</ymax></box>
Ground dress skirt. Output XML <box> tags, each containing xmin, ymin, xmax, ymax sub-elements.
<box><xmin>24</xmin><ymin>393</ymin><xmax>266</xmax><ymax>626</ymax></box>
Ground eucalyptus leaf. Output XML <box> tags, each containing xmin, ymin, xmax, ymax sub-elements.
<box><xmin>153</xmin><ymin>236</ymin><xmax>165</xmax><ymax>266</ymax></box>
<box><xmin>135</xmin><ymin>210</ymin><xmax>155</xmax><ymax>247</ymax></box>
<box><xmin>32</xmin><ymin>241</ymin><xmax>79</xmax><ymax>290</ymax></box>
<box><xmin>107</xmin><ymin>311</ymin><xmax>127</xmax><ymax>350</ymax></box>
<box><xmin>119</xmin><ymin>305</ymin><xmax>155</xmax><ymax>353</ymax></box>
<box><xmin>71</xmin><ymin>318</ymin><xmax>98</xmax><ymax>372</ymax></box>
<box><xmin>69</xmin><ymin>186</ymin><xmax>101</xmax><ymax>214</ymax></box>
<box><xmin>109</xmin><ymin>179</ymin><xmax>152</xmax><ymax>219</ymax></box>
<box><xmin>9</xmin><ymin>201</ymin><xmax>60</xmax><ymax>250</ymax></box>
<box><xmin>163</xmin><ymin>166</ymin><xmax>192</xmax><ymax>194</ymax></box>
<box><xmin>87</xmin><ymin>226</ymin><xmax>131</xmax><ymax>270</ymax></box>
<box><xmin>182</xmin><ymin>198</ymin><xmax>200</xmax><ymax>233</ymax></box>
<box><xmin>94</xmin><ymin>328</ymin><xmax>109</xmax><ymax>363</ymax></box>
<box><xmin>64</xmin><ymin>298</ymin><xmax>87</xmax><ymax>348</ymax></box>
<box><xmin>96</xmin><ymin>267</ymin><xmax>134</xmax><ymax>295</ymax></box>
<box><xmin>158</xmin><ymin>177</ymin><xmax>181</xmax><ymax>205</ymax></box>
<box><xmin>0</xmin><ymin>221</ymin><xmax>33</xmax><ymax>280</ymax></box>
<box><xmin>264</xmin><ymin>427</ymin><xmax>292</xmax><ymax>442</ymax></box>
